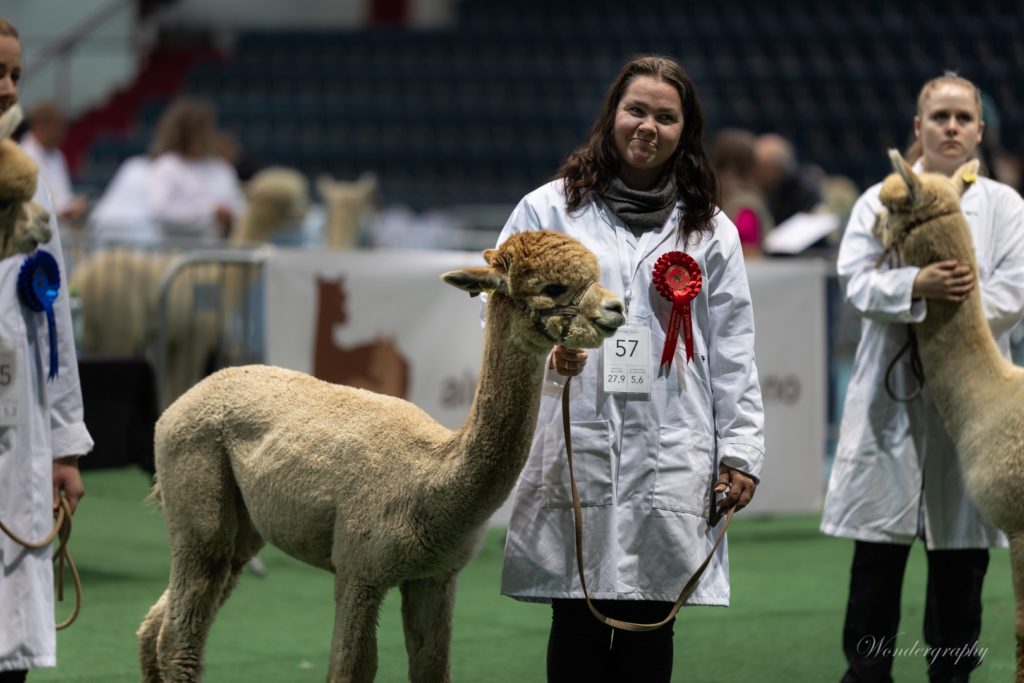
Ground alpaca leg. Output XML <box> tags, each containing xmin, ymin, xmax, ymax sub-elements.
<box><xmin>400</xmin><ymin>575</ymin><xmax>456</xmax><ymax>683</ymax></box>
<box><xmin>138</xmin><ymin>589</ymin><xmax>169</xmax><ymax>683</ymax></box>
<box><xmin>1009</xmin><ymin>534</ymin><xmax>1024</xmax><ymax>683</ymax></box>
<box><xmin>152</xmin><ymin>439</ymin><xmax>243</xmax><ymax>681</ymax></box>
<box><xmin>156</xmin><ymin>545</ymin><xmax>235</xmax><ymax>682</ymax></box>
<box><xmin>327</xmin><ymin>576</ymin><xmax>385</xmax><ymax>683</ymax></box>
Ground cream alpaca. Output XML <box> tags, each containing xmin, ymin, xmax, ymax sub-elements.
<box><xmin>317</xmin><ymin>172</ymin><xmax>377</xmax><ymax>249</ymax></box>
<box><xmin>880</xmin><ymin>150</ymin><xmax>1024</xmax><ymax>682</ymax></box>
<box><xmin>137</xmin><ymin>230</ymin><xmax>625</xmax><ymax>682</ymax></box>
<box><xmin>0</xmin><ymin>104</ymin><xmax>51</xmax><ymax>259</ymax></box>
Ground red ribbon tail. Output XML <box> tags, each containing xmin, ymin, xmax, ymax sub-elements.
<box><xmin>660</xmin><ymin>295</ymin><xmax>687</xmax><ymax>370</ymax></box>
<box><xmin>682</xmin><ymin>302</ymin><xmax>694</xmax><ymax>363</ymax></box>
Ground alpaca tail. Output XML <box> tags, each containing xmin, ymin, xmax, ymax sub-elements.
<box><xmin>1009</xmin><ymin>533</ymin><xmax>1024</xmax><ymax>683</ymax></box>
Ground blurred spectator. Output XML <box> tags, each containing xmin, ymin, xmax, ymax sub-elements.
<box><xmin>753</xmin><ymin>133</ymin><xmax>821</xmax><ymax>224</ymax></box>
<box><xmin>711</xmin><ymin>128</ymin><xmax>773</xmax><ymax>257</ymax></box>
<box><xmin>19</xmin><ymin>101</ymin><xmax>88</xmax><ymax>225</ymax></box>
<box><xmin>87</xmin><ymin>155</ymin><xmax>157</xmax><ymax>244</ymax></box>
<box><xmin>147</xmin><ymin>97</ymin><xmax>245</xmax><ymax>242</ymax></box>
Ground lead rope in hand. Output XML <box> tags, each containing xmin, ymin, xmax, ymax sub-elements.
<box><xmin>0</xmin><ymin>496</ymin><xmax>82</xmax><ymax>630</ymax></box>
<box><xmin>562</xmin><ymin>377</ymin><xmax>733</xmax><ymax>632</ymax></box>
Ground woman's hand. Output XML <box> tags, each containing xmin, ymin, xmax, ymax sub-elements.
<box><xmin>912</xmin><ymin>260</ymin><xmax>974</xmax><ymax>302</ymax></box>
<box><xmin>52</xmin><ymin>456</ymin><xmax>85</xmax><ymax>515</ymax></box>
<box><xmin>551</xmin><ymin>346</ymin><xmax>588</xmax><ymax>377</ymax></box>
<box><xmin>714</xmin><ymin>464</ymin><xmax>756</xmax><ymax>514</ymax></box>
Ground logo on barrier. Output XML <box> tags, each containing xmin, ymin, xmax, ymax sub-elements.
<box><xmin>760</xmin><ymin>374</ymin><xmax>801</xmax><ymax>405</ymax></box>
<box><xmin>313</xmin><ymin>277</ymin><xmax>410</xmax><ymax>398</ymax></box>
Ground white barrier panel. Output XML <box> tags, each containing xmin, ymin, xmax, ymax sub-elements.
<box><xmin>744</xmin><ymin>258</ymin><xmax>827</xmax><ymax>516</ymax></box>
<box><xmin>265</xmin><ymin>250</ymin><xmax>827</xmax><ymax>518</ymax></box>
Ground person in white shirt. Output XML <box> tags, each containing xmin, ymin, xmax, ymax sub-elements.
<box><xmin>497</xmin><ymin>55</ymin><xmax>764</xmax><ymax>683</ymax></box>
<box><xmin>146</xmin><ymin>97</ymin><xmax>245</xmax><ymax>243</ymax></box>
<box><xmin>19</xmin><ymin>102</ymin><xmax>87</xmax><ymax>225</ymax></box>
<box><xmin>0</xmin><ymin>17</ymin><xmax>93</xmax><ymax>683</ymax></box>
<box><xmin>821</xmin><ymin>73</ymin><xmax>1024</xmax><ymax>683</ymax></box>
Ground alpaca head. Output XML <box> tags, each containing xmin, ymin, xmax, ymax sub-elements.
<box><xmin>876</xmin><ymin>149</ymin><xmax>979</xmax><ymax>266</ymax></box>
<box><xmin>0</xmin><ymin>105</ymin><xmax>51</xmax><ymax>258</ymax></box>
<box><xmin>443</xmin><ymin>230</ymin><xmax>625</xmax><ymax>353</ymax></box>
<box><xmin>246</xmin><ymin>167</ymin><xmax>309</xmax><ymax>224</ymax></box>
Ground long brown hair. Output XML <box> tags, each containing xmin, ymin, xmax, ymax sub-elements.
<box><xmin>558</xmin><ymin>55</ymin><xmax>718</xmax><ymax>244</ymax></box>
<box><xmin>905</xmin><ymin>73</ymin><xmax>983</xmax><ymax>164</ymax></box>
<box><xmin>148</xmin><ymin>97</ymin><xmax>218</xmax><ymax>159</ymax></box>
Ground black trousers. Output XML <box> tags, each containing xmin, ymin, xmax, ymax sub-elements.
<box><xmin>0</xmin><ymin>671</ymin><xmax>27</xmax><ymax>683</ymax></box>
<box><xmin>547</xmin><ymin>599</ymin><xmax>676</xmax><ymax>683</ymax></box>
<box><xmin>841</xmin><ymin>540</ymin><xmax>989</xmax><ymax>683</ymax></box>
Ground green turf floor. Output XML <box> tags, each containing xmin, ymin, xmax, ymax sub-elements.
<box><xmin>28</xmin><ymin>467</ymin><xmax>1016</xmax><ymax>682</ymax></box>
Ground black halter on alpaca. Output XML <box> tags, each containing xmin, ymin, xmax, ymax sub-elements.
<box><xmin>513</xmin><ymin>280</ymin><xmax>596</xmax><ymax>345</ymax></box>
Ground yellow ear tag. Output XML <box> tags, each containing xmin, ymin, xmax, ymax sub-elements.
<box><xmin>482</xmin><ymin>288</ymin><xmax>496</xmax><ymax>298</ymax></box>
<box><xmin>962</xmin><ymin>171</ymin><xmax>977</xmax><ymax>185</ymax></box>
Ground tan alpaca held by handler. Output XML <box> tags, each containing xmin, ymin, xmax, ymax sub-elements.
<box><xmin>880</xmin><ymin>150</ymin><xmax>1024</xmax><ymax>682</ymax></box>
<box><xmin>137</xmin><ymin>230</ymin><xmax>625</xmax><ymax>682</ymax></box>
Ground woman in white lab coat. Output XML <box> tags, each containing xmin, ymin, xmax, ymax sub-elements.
<box><xmin>498</xmin><ymin>55</ymin><xmax>765</xmax><ymax>683</ymax></box>
<box><xmin>0</xmin><ymin>17</ymin><xmax>93</xmax><ymax>682</ymax></box>
<box><xmin>821</xmin><ymin>74</ymin><xmax>1024</xmax><ymax>683</ymax></box>
<box><xmin>146</xmin><ymin>97</ymin><xmax>245</xmax><ymax>243</ymax></box>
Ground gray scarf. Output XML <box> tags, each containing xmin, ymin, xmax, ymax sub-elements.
<box><xmin>600</xmin><ymin>173</ymin><xmax>678</xmax><ymax>235</ymax></box>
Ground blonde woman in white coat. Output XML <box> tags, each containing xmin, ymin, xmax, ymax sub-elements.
<box><xmin>821</xmin><ymin>74</ymin><xmax>1024</xmax><ymax>683</ymax></box>
<box><xmin>0</xmin><ymin>18</ymin><xmax>93</xmax><ymax>683</ymax></box>
<box><xmin>497</xmin><ymin>55</ymin><xmax>765</xmax><ymax>683</ymax></box>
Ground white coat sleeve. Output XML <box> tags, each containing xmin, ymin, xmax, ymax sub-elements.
<box><xmin>837</xmin><ymin>190</ymin><xmax>926</xmax><ymax>323</ymax></box>
<box><xmin>36</xmin><ymin>185</ymin><xmax>94</xmax><ymax>459</ymax></box>
<box><xmin>979</xmin><ymin>187</ymin><xmax>1024</xmax><ymax>338</ymax></box>
<box><xmin>706</xmin><ymin>233</ymin><xmax>765</xmax><ymax>481</ymax></box>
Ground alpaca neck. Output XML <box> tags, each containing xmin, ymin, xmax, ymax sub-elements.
<box><xmin>232</xmin><ymin>209</ymin><xmax>280</xmax><ymax>245</ymax></box>
<box><xmin>441</xmin><ymin>295</ymin><xmax>547</xmax><ymax>525</ymax></box>
<box><xmin>910</xmin><ymin>227</ymin><xmax>1006</xmax><ymax>445</ymax></box>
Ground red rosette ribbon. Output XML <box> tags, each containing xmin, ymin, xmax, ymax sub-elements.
<box><xmin>653</xmin><ymin>251</ymin><xmax>702</xmax><ymax>369</ymax></box>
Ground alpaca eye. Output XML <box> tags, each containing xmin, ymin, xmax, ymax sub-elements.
<box><xmin>542</xmin><ymin>284</ymin><xmax>567</xmax><ymax>298</ymax></box>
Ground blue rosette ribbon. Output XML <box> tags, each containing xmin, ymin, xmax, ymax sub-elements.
<box><xmin>17</xmin><ymin>250</ymin><xmax>61</xmax><ymax>380</ymax></box>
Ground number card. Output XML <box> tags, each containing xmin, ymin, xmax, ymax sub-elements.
<box><xmin>0</xmin><ymin>349</ymin><xmax>25</xmax><ymax>427</ymax></box>
<box><xmin>602</xmin><ymin>325</ymin><xmax>650</xmax><ymax>396</ymax></box>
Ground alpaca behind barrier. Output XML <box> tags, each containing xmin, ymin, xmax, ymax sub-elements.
<box><xmin>71</xmin><ymin>167</ymin><xmax>310</xmax><ymax>407</ymax></box>
<box><xmin>136</xmin><ymin>229</ymin><xmax>625</xmax><ymax>682</ymax></box>
<box><xmin>880</xmin><ymin>150</ymin><xmax>1024</xmax><ymax>682</ymax></box>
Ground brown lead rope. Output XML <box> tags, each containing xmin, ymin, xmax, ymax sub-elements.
<box><xmin>0</xmin><ymin>496</ymin><xmax>82</xmax><ymax>630</ymax></box>
<box><xmin>561</xmin><ymin>377</ymin><xmax>734</xmax><ymax>632</ymax></box>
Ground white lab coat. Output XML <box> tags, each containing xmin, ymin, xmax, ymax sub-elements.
<box><xmin>88</xmin><ymin>155</ymin><xmax>159</xmax><ymax>244</ymax></box>
<box><xmin>499</xmin><ymin>181</ymin><xmax>765</xmax><ymax>605</ymax></box>
<box><xmin>0</xmin><ymin>182</ymin><xmax>93</xmax><ymax>672</ymax></box>
<box><xmin>148</xmin><ymin>152</ymin><xmax>246</xmax><ymax>242</ymax></box>
<box><xmin>19</xmin><ymin>134</ymin><xmax>74</xmax><ymax>217</ymax></box>
<box><xmin>821</xmin><ymin>172</ymin><xmax>1024</xmax><ymax>549</ymax></box>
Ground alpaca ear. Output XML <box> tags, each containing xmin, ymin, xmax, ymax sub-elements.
<box><xmin>442</xmin><ymin>267</ymin><xmax>508</xmax><ymax>298</ymax></box>
<box><xmin>0</xmin><ymin>104</ymin><xmax>22</xmax><ymax>141</ymax></box>
<box><xmin>952</xmin><ymin>159</ymin><xmax>981</xmax><ymax>197</ymax></box>
<box><xmin>888</xmin><ymin>148</ymin><xmax>920</xmax><ymax>204</ymax></box>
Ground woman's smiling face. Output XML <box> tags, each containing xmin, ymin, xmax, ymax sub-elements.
<box><xmin>612</xmin><ymin>75</ymin><xmax>683</xmax><ymax>190</ymax></box>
